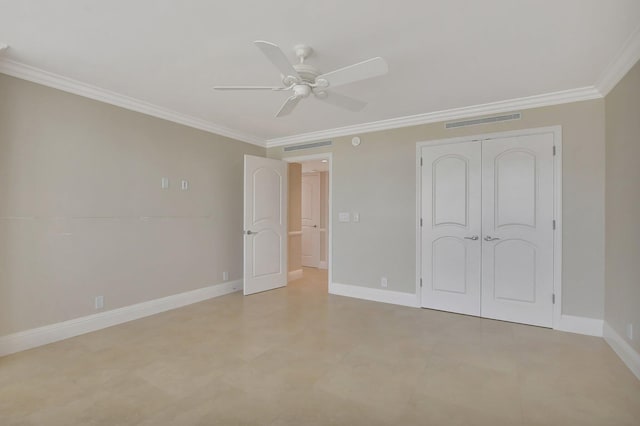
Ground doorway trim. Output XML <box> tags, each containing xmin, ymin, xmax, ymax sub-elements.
<box><xmin>415</xmin><ymin>125</ymin><xmax>563</xmax><ymax>329</ymax></box>
<box><xmin>283</xmin><ymin>153</ymin><xmax>333</xmax><ymax>289</ymax></box>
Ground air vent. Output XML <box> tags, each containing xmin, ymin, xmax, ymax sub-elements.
<box><xmin>283</xmin><ymin>140</ymin><xmax>332</xmax><ymax>152</ymax></box>
<box><xmin>445</xmin><ymin>113</ymin><xmax>521</xmax><ymax>129</ymax></box>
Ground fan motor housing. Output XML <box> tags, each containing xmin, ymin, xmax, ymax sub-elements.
<box><xmin>293</xmin><ymin>84</ymin><xmax>311</xmax><ymax>98</ymax></box>
<box><xmin>292</xmin><ymin>64</ymin><xmax>319</xmax><ymax>83</ymax></box>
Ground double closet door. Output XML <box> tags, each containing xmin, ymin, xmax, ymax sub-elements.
<box><xmin>420</xmin><ymin>132</ymin><xmax>556</xmax><ymax>327</ymax></box>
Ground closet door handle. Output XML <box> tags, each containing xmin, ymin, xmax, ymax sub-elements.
<box><xmin>464</xmin><ymin>235</ymin><xmax>479</xmax><ymax>240</ymax></box>
<box><xmin>484</xmin><ymin>236</ymin><xmax>500</xmax><ymax>241</ymax></box>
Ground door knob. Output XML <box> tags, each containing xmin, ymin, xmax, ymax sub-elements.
<box><xmin>245</xmin><ymin>230</ymin><xmax>259</xmax><ymax>235</ymax></box>
<box><xmin>484</xmin><ymin>236</ymin><xmax>500</xmax><ymax>241</ymax></box>
<box><xmin>313</xmin><ymin>225</ymin><xmax>318</xmax><ymax>228</ymax></box>
<box><xmin>464</xmin><ymin>235</ymin><xmax>479</xmax><ymax>240</ymax></box>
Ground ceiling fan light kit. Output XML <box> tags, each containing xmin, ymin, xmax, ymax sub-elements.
<box><xmin>214</xmin><ymin>41</ymin><xmax>388</xmax><ymax>117</ymax></box>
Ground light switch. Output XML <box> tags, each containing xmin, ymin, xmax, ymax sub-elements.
<box><xmin>181</xmin><ymin>180</ymin><xmax>189</xmax><ymax>190</ymax></box>
<box><xmin>161</xmin><ymin>177</ymin><xmax>169</xmax><ymax>189</ymax></box>
<box><xmin>353</xmin><ymin>212</ymin><xmax>360</xmax><ymax>223</ymax></box>
<box><xmin>339</xmin><ymin>212</ymin><xmax>350</xmax><ymax>222</ymax></box>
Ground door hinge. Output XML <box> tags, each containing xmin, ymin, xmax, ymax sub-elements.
<box><xmin>552</xmin><ymin>219</ymin><xmax>556</xmax><ymax>230</ymax></box>
<box><xmin>552</xmin><ymin>293</ymin><xmax>556</xmax><ymax>304</ymax></box>
<box><xmin>420</xmin><ymin>157</ymin><xmax>423</xmax><ymax>166</ymax></box>
<box><xmin>420</xmin><ymin>278</ymin><xmax>423</xmax><ymax>288</ymax></box>
<box><xmin>420</xmin><ymin>218</ymin><xmax>423</xmax><ymax>227</ymax></box>
<box><xmin>553</xmin><ymin>146</ymin><xmax>556</xmax><ymax>156</ymax></box>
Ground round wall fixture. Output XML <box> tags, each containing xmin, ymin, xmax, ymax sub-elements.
<box><xmin>351</xmin><ymin>136</ymin><xmax>361</xmax><ymax>146</ymax></box>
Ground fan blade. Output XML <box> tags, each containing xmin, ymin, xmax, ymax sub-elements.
<box><xmin>276</xmin><ymin>95</ymin><xmax>301</xmax><ymax>117</ymax></box>
<box><xmin>317</xmin><ymin>57</ymin><xmax>388</xmax><ymax>88</ymax></box>
<box><xmin>214</xmin><ymin>86</ymin><xmax>285</xmax><ymax>91</ymax></box>
<box><xmin>317</xmin><ymin>91</ymin><xmax>367</xmax><ymax>112</ymax></box>
<box><xmin>254</xmin><ymin>41</ymin><xmax>300</xmax><ymax>79</ymax></box>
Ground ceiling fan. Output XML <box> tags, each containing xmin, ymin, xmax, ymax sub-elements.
<box><xmin>214</xmin><ymin>41</ymin><xmax>388</xmax><ymax>117</ymax></box>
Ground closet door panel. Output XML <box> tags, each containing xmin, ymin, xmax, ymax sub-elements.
<box><xmin>481</xmin><ymin>133</ymin><xmax>555</xmax><ymax>327</ymax></box>
<box><xmin>420</xmin><ymin>142</ymin><xmax>482</xmax><ymax>316</ymax></box>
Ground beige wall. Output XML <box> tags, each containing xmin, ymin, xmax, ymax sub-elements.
<box><xmin>269</xmin><ymin>99</ymin><xmax>606</xmax><ymax>320</ymax></box>
<box><xmin>0</xmin><ymin>74</ymin><xmax>265</xmax><ymax>336</ymax></box>
<box><xmin>604</xmin><ymin>59</ymin><xmax>640</xmax><ymax>352</ymax></box>
<box><xmin>0</xmin><ymin>68</ymin><xmax>615</xmax><ymax>336</ymax></box>
<box><xmin>287</xmin><ymin>163</ymin><xmax>302</xmax><ymax>273</ymax></box>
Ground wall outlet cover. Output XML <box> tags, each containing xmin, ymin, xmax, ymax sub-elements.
<box><xmin>94</xmin><ymin>295</ymin><xmax>104</xmax><ymax>310</ymax></box>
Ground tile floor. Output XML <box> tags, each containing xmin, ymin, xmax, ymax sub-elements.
<box><xmin>1</xmin><ymin>267</ymin><xmax>639</xmax><ymax>425</ymax></box>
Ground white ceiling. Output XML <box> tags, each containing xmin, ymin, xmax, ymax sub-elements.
<box><xmin>1</xmin><ymin>1</ymin><xmax>639</xmax><ymax>146</ymax></box>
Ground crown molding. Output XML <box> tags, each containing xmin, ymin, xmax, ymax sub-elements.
<box><xmin>0</xmin><ymin>58</ymin><xmax>266</xmax><ymax>147</ymax></box>
<box><xmin>595</xmin><ymin>25</ymin><xmax>640</xmax><ymax>96</ymax></box>
<box><xmin>265</xmin><ymin>86</ymin><xmax>602</xmax><ymax>147</ymax></box>
<box><xmin>0</xmin><ymin>56</ymin><xmax>613</xmax><ymax>150</ymax></box>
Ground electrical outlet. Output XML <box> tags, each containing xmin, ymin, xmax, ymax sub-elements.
<box><xmin>223</xmin><ymin>271</ymin><xmax>229</xmax><ymax>281</ymax></box>
<box><xmin>626</xmin><ymin>323</ymin><xmax>633</xmax><ymax>340</ymax></box>
<box><xmin>95</xmin><ymin>295</ymin><xmax>104</xmax><ymax>310</ymax></box>
<box><xmin>380</xmin><ymin>277</ymin><xmax>388</xmax><ymax>288</ymax></box>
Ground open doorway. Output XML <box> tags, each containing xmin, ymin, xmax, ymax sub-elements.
<box><xmin>284</xmin><ymin>154</ymin><xmax>332</xmax><ymax>290</ymax></box>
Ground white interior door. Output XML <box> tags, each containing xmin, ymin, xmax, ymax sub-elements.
<box><xmin>420</xmin><ymin>142</ymin><xmax>482</xmax><ymax>316</ymax></box>
<box><xmin>301</xmin><ymin>172</ymin><xmax>320</xmax><ymax>267</ymax></box>
<box><xmin>481</xmin><ymin>133</ymin><xmax>555</xmax><ymax>327</ymax></box>
<box><xmin>243</xmin><ymin>155</ymin><xmax>288</xmax><ymax>295</ymax></box>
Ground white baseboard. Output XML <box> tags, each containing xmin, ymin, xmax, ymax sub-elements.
<box><xmin>0</xmin><ymin>280</ymin><xmax>242</xmax><ymax>357</ymax></box>
<box><xmin>288</xmin><ymin>269</ymin><xmax>303</xmax><ymax>282</ymax></box>
<box><xmin>329</xmin><ymin>282</ymin><xmax>419</xmax><ymax>308</ymax></box>
<box><xmin>604</xmin><ymin>322</ymin><xmax>640</xmax><ymax>380</ymax></box>
<box><xmin>319</xmin><ymin>261</ymin><xmax>328</xmax><ymax>270</ymax></box>
<box><xmin>325</xmin><ymin>287</ymin><xmax>605</xmax><ymax>336</ymax></box>
<box><xmin>554</xmin><ymin>314</ymin><xmax>604</xmax><ymax>337</ymax></box>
